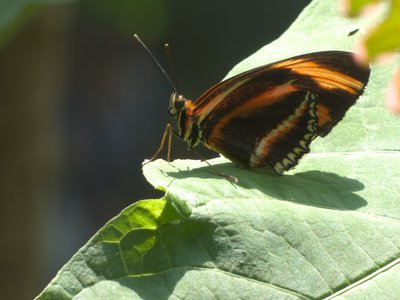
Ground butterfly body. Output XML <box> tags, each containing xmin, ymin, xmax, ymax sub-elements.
<box><xmin>167</xmin><ymin>51</ymin><xmax>370</xmax><ymax>174</ymax></box>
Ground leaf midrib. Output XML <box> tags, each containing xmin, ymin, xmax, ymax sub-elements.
<box><xmin>325</xmin><ymin>257</ymin><xmax>400</xmax><ymax>299</ymax></box>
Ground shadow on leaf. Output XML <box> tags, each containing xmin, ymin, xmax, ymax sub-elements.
<box><xmin>165</xmin><ymin>161</ymin><xmax>367</xmax><ymax>211</ymax></box>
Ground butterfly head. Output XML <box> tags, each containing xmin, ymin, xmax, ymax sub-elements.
<box><xmin>169</xmin><ymin>92</ymin><xmax>188</xmax><ymax>138</ymax></box>
<box><xmin>169</xmin><ymin>92</ymin><xmax>187</xmax><ymax>116</ymax></box>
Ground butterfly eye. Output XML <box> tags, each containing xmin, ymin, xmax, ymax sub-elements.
<box><xmin>175</xmin><ymin>95</ymin><xmax>186</xmax><ymax>109</ymax></box>
<box><xmin>170</xmin><ymin>92</ymin><xmax>186</xmax><ymax>115</ymax></box>
<box><xmin>168</xmin><ymin>107</ymin><xmax>176</xmax><ymax>116</ymax></box>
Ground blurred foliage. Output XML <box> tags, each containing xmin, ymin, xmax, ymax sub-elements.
<box><xmin>0</xmin><ymin>0</ymin><xmax>76</xmax><ymax>47</ymax></box>
<box><xmin>363</xmin><ymin>0</ymin><xmax>400</xmax><ymax>60</ymax></box>
<box><xmin>344</xmin><ymin>0</ymin><xmax>379</xmax><ymax>16</ymax></box>
<box><xmin>344</xmin><ymin>0</ymin><xmax>400</xmax><ymax>60</ymax></box>
<box><xmin>82</xmin><ymin>0</ymin><xmax>170</xmax><ymax>42</ymax></box>
<box><xmin>0</xmin><ymin>0</ymin><xmax>170</xmax><ymax>47</ymax></box>
<box><xmin>0</xmin><ymin>1</ymin><xmax>38</xmax><ymax>46</ymax></box>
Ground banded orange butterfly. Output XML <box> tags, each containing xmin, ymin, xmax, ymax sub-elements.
<box><xmin>136</xmin><ymin>36</ymin><xmax>370</xmax><ymax>176</ymax></box>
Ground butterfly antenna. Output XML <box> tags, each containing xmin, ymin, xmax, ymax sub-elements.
<box><xmin>164</xmin><ymin>43</ymin><xmax>180</xmax><ymax>93</ymax></box>
<box><xmin>134</xmin><ymin>34</ymin><xmax>178</xmax><ymax>93</ymax></box>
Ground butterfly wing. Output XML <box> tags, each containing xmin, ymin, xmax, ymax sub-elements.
<box><xmin>191</xmin><ymin>51</ymin><xmax>370</xmax><ymax>173</ymax></box>
<box><xmin>273</xmin><ymin>51</ymin><xmax>370</xmax><ymax>136</ymax></box>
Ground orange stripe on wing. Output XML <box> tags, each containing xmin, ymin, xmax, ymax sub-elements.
<box><xmin>207</xmin><ymin>81</ymin><xmax>299</xmax><ymax>148</ymax></box>
<box><xmin>291</xmin><ymin>61</ymin><xmax>364</xmax><ymax>95</ymax></box>
<box><xmin>249</xmin><ymin>99</ymin><xmax>310</xmax><ymax>167</ymax></box>
<box><xmin>275</xmin><ymin>58</ymin><xmax>364</xmax><ymax>95</ymax></box>
<box><xmin>316</xmin><ymin>104</ymin><xmax>332</xmax><ymax>128</ymax></box>
<box><xmin>196</xmin><ymin>80</ymin><xmax>251</xmax><ymax>124</ymax></box>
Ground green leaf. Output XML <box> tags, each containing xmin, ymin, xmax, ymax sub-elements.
<box><xmin>37</xmin><ymin>0</ymin><xmax>400</xmax><ymax>299</ymax></box>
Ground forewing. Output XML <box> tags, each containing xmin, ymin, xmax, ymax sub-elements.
<box><xmin>193</xmin><ymin>51</ymin><xmax>370</xmax><ymax>137</ymax></box>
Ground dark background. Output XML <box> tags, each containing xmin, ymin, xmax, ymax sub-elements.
<box><xmin>0</xmin><ymin>0</ymin><xmax>310</xmax><ymax>298</ymax></box>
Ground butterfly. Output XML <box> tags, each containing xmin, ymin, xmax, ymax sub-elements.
<box><xmin>140</xmin><ymin>43</ymin><xmax>370</xmax><ymax>175</ymax></box>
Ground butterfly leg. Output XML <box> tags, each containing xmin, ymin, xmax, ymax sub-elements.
<box><xmin>191</xmin><ymin>148</ymin><xmax>238</xmax><ymax>184</ymax></box>
<box><xmin>143</xmin><ymin>123</ymin><xmax>175</xmax><ymax>165</ymax></box>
